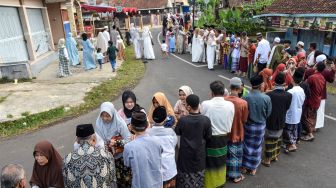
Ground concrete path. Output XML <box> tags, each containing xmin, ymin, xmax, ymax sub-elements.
<box><xmin>0</xmin><ymin>55</ymin><xmax>121</xmax><ymax>122</ymax></box>
<box><xmin>0</xmin><ymin>28</ymin><xmax>336</xmax><ymax>187</ymax></box>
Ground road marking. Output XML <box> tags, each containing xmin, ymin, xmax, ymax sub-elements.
<box><xmin>157</xmin><ymin>31</ymin><xmax>336</xmax><ymax>122</ymax></box>
<box><xmin>157</xmin><ymin>32</ymin><xmax>208</xmax><ymax>68</ymax></box>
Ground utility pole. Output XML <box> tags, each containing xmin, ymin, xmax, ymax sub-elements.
<box><xmin>192</xmin><ymin>0</ymin><xmax>195</xmax><ymax>29</ymax></box>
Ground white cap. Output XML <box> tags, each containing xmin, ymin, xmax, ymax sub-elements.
<box><xmin>316</xmin><ymin>54</ymin><xmax>327</xmax><ymax>63</ymax></box>
<box><xmin>297</xmin><ymin>41</ymin><xmax>304</xmax><ymax>47</ymax></box>
<box><xmin>104</xmin><ymin>26</ymin><xmax>108</xmax><ymax>29</ymax></box>
<box><xmin>274</xmin><ymin>37</ymin><xmax>280</xmax><ymax>43</ymax></box>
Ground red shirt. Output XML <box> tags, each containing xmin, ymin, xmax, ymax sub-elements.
<box><xmin>306</xmin><ymin>72</ymin><xmax>326</xmax><ymax>109</ymax></box>
<box><xmin>225</xmin><ymin>96</ymin><xmax>249</xmax><ymax>142</ymax></box>
<box><xmin>305</xmin><ymin>68</ymin><xmax>335</xmax><ymax>99</ymax></box>
<box><xmin>248</xmin><ymin>44</ymin><xmax>256</xmax><ymax>64</ymax></box>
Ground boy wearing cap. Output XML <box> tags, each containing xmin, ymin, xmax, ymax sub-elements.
<box><xmin>63</xmin><ymin>124</ymin><xmax>117</xmax><ymax>188</ymax></box>
<box><xmin>124</xmin><ymin>112</ymin><xmax>163</xmax><ymax>188</ymax></box>
<box><xmin>242</xmin><ymin>75</ymin><xmax>272</xmax><ymax>175</ymax></box>
<box><xmin>296</xmin><ymin>41</ymin><xmax>306</xmax><ymax>54</ymax></box>
<box><xmin>147</xmin><ymin>106</ymin><xmax>178</xmax><ymax>188</ymax></box>
<box><xmin>284</xmin><ymin>70</ymin><xmax>306</xmax><ymax>152</ymax></box>
<box><xmin>262</xmin><ymin>73</ymin><xmax>292</xmax><ymax>167</ymax></box>
<box><xmin>175</xmin><ymin>94</ymin><xmax>212</xmax><ymax>187</ymax></box>
<box><xmin>225</xmin><ymin>77</ymin><xmax>249</xmax><ymax>183</ymax></box>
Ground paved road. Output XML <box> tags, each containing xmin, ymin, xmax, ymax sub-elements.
<box><xmin>1</xmin><ymin>28</ymin><xmax>336</xmax><ymax>188</ymax></box>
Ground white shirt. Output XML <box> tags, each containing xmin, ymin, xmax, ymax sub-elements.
<box><xmin>103</xmin><ymin>31</ymin><xmax>110</xmax><ymax>42</ymax></box>
<box><xmin>254</xmin><ymin>38</ymin><xmax>271</xmax><ymax>64</ymax></box>
<box><xmin>161</xmin><ymin>43</ymin><xmax>168</xmax><ymax>52</ymax></box>
<box><xmin>147</xmin><ymin>126</ymin><xmax>178</xmax><ymax>181</ymax></box>
<box><xmin>286</xmin><ymin>86</ymin><xmax>306</xmax><ymax>124</ymax></box>
<box><xmin>96</xmin><ymin>52</ymin><xmax>104</xmax><ymax>60</ymax></box>
<box><xmin>201</xmin><ymin>97</ymin><xmax>235</xmax><ymax>135</ymax></box>
<box><xmin>307</xmin><ymin>50</ymin><xmax>315</xmax><ymax>66</ymax></box>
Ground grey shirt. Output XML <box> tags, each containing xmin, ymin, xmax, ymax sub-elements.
<box><xmin>123</xmin><ymin>134</ymin><xmax>163</xmax><ymax>188</ymax></box>
<box><xmin>243</xmin><ymin>90</ymin><xmax>272</xmax><ymax>124</ymax></box>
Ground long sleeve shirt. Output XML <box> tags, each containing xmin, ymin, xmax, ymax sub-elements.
<box><xmin>286</xmin><ymin>86</ymin><xmax>306</xmax><ymax>124</ymax></box>
<box><xmin>305</xmin><ymin>68</ymin><xmax>335</xmax><ymax>99</ymax></box>
<box><xmin>243</xmin><ymin>90</ymin><xmax>272</xmax><ymax>125</ymax></box>
<box><xmin>306</xmin><ymin>72</ymin><xmax>326</xmax><ymax>110</ymax></box>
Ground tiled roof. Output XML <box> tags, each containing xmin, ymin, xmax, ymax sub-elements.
<box><xmin>108</xmin><ymin>0</ymin><xmax>169</xmax><ymax>9</ymax></box>
<box><xmin>262</xmin><ymin>0</ymin><xmax>336</xmax><ymax>15</ymax></box>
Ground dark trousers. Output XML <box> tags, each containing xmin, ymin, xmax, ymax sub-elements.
<box><xmin>257</xmin><ymin>62</ymin><xmax>267</xmax><ymax>73</ymax></box>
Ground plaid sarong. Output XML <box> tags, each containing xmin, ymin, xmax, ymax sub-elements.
<box><xmin>264</xmin><ymin>137</ymin><xmax>282</xmax><ymax>161</ymax></box>
<box><xmin>226</xmin><ymin>142</ymin><xmax>243</xmax><ymax>179</ymax></box>
<box><xmin>242</xmin><ymin>123</ymin><xmax>266</xmax><ymax>170</ymax></box>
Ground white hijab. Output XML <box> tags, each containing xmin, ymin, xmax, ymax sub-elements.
<box><xmin>95</xmin><ymin>102</ymin><xmax>127</xmax><ymax>141</ymax></box>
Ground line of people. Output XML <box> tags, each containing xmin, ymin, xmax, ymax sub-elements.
<box><xmin>2</xmin><ymin>52</ymin><xmax>334</xmax><ymax>187</ymax></box>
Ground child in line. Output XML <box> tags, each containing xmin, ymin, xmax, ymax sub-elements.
<box><xmin>161</xmin><ymin>40</ymin><xmax>168</xmax><ymax>58</ymax></box>
<box><xmin>148</xmin><ymin>106</ymin><xmax>178</xmax><ymax>187</ymax></box>
<box><xmin>106</xmin><ymin>41</ymin><xmax>119</xmax><ymax>72</ymax></box>
<box><xmin>169</xmin><ymin>33</ymin><xmax>176</xmax><ymax>53</ymax></box>
<box><xmin>123</xmin><ymin>111</ymin><xmax>163</xmax><ymax>188</ymax></box>
<box><xmin>96</xmin><ymin>48</ymin><xmax>104</xmax><ymax>70</ymax></box>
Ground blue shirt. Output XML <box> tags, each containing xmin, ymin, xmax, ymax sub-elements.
<box><xmin>124</xmin><ymin>134</ymin><xmax>163</xmax><ymax>188</ymax></box>
<box><xmin>243</xmin><ymin>90</ymin><xmax>272</xmax><ymax>124</ymax></box>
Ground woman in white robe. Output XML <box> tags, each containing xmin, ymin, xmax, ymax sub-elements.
<box><xmin>142</xmin><ymin>26</ymin><xmax>155</xmax><ymax>60</ymax></box>
<box><xmin>191</xmin><ymin>28</ymin><xmax>200</xmax><ymax>62</ymax></box>
<box><xmin>206</xmin><ymin>30</ymin><xmax>216</xmax><ymax>70</ymax></box>
<box><xmin>96</xmin><ymin>32</ymin><xmax>107</xmax><ymax>53</ymax></box>
<box><xmin>130</xmin><ymin>24</ymin><xmax>142</xmax><ymax>59</ymax></box>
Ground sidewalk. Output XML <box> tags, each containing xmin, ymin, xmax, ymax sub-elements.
<box><xmin>0</xmin><ymin>54</ymin><xmax>122</xmax><ymax>122</ymax></box>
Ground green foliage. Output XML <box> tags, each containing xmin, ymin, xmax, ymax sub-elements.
<box><xmin>6</xmin><ymin>114</ymin><xmax>13</xmax><ymax>118</ymax></box>
<box><xmin>21</xmin><ymin>112</ymin><xmax>30</xmax><ymax>117</ymax></box>
<box><xmin>242</xmin><ymin>0</ymin><xmax>275</xmax><ymax>16</ymax></box>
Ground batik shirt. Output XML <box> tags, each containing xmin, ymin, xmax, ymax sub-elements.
<box><xmin>63</xmin><ymin>142</ymin><xmax>117</xmax><ymax>188</ymax></box>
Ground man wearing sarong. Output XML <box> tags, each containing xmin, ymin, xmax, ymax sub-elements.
<box><xmin>301</xmin><ymin>55</ymin><xmax>327</xmax><ymax>141</ymax></box>
<box><xmin>284</xmin><ymin>70</ymin><xmax>306</xmax><ymax>152</ymax></box>
<box><xmin>225</xmin><ymin>77</ymin><xmax>248</xmax><ymax>183</ymax></box>
<box><xmin>304</xmin><ymin>53</ymin><xmax>335</xmax><ymax>131</ymax></box>
<box><xmin>242</xmin><ymin>75</ymin><xmax>272</xmax><ymax>175</ymax></box>
<box><xmin>175</xmin><ymin>94</ymin><xmax>212</xmax><ymax>188</ymax></box>
<box><xmin>201</xmin><ymin>80</ymin><xmax>234</xmax><ymax>188</ymax></box>
<box><xmin>262</xmin><ymin>73</ymin><xmax>292</xmax><ymax>167</ymax></box>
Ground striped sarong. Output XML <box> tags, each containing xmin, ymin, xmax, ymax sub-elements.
<box><xmin>205</xmin><ymin>135</ymin><xmax>228</xmax><ymax>188</ymax></box>
<box><xmin>226</xmin><ymin>142</ymin><xmax>243</xmax><ymax>179</ymax></box>
<box><xmin>242</xmin><ymin>123</ymin><xmax>266</xmax><ymax>170</ymax></box>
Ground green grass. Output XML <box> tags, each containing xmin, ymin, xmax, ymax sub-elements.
<box><xmin>0</xmin><ymin>77</ymin><xmax>32</xmax><ymax>84</ymax></box>
<box><xmin>0</xmin><ymin>47</ymin><xmax>145</xmax><ymax>138</ymax></box>
<box><xmin>6</xmin><ymin>114</ymin><xmax>13</xmax><ymax>118</ymax></box>
<box><xmin>0</xmin><ymin>97</ymin><xmax>6</xmax><ymax>104</ymax></box>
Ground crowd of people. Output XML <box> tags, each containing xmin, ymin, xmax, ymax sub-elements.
<box><xmin>2</xmin><ymin>48</ymin><xmax>335</xmax><ymax>187</ymax></box>
<box><xmin>2</xmin><ymin>12</ymin><xmax>336</xmax><ymax>188</ymax></box>
<box><xmin>57</xmin><ymin>25</ymin><xmax>128</xmax><ymax>77</ymax></box>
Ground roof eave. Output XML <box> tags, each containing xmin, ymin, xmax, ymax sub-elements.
<box><xmin>254</xmin><ymin>13</ymin><xmax>336</xmax><ymax>18</ymax></box>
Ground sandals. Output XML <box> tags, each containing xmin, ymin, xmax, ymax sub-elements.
<box><xmin>241</xmin><ymin>167</ymin><xmax>256</xmax><ymax>176</ymax></box>
<box><xmin>232</xmin><ymin>175</ymin><xmax>245</xmax><ymax>183</ymax></box>
<box><xmin>301</xmin><ymin>135</ymin><xmax>315</xmax><ymax>142</ymax></box>
<box><xmin>261</xmin><ymin>160</ymin><xmax>271</xmax><ymax>167</ymax></box>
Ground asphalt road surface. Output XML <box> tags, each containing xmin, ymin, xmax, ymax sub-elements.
<box><xmin>1</xmin><ymin>28</ymin><xmax>336</xmax><ymax>188</ymax></box>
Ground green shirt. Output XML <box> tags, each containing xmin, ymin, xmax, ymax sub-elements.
<box><xmin>107</xmin><ymin>46</ymin><xmax>118</xmax><ymax>60</ymax></box>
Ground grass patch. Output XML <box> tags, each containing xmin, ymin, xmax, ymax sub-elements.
<box><xmin>6</xmin><ymin>114</ymin><xmax>13</xmax><ymax>118</ymax></box>
<box><xmin>0</xmin><ymin>96</ymin><xmax>6</xmax><ymax>104</ymax></box>
<box><xmin>0</xmin><ymin>47</ymin><xmax>145</xmax><ymax>138</ymax></box>
<box><xmin>327</xmin><ymin>83</ymin><xmax>336</xmax><ymax>95</ymax></box>
<box><xmin>0</xmin><ymin>77</ymin><xmax>32</xmax><ymax>84</ymax></box>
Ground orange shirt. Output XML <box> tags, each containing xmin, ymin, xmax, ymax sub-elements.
<box><xmin>225</xmin><ymin>96</ymin><xmax>249</xmax><ymax>142</ymax></box>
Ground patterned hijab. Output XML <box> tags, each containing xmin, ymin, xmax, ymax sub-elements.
<box><xmin>148</xmin><ymin>92</ymin><xmax>176</xmax><ymax>123</ymax></box>
<box><xmin>30</xmin><ymin>140</ymin><xmax>64</xmax><ymax>188</ymax></box>
<box><xmin>95</xmin><ymin>102</ymin><xmax>127</xmax><ymax>141</ymax></box>
<box><xmin>179</xmin><ymin>85</ymin><xmax>193</xmax><ymax>97</ymax></box>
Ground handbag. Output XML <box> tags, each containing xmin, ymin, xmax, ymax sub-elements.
<box><xmin>107</xmin><ymin>135</ymin><xmax>124</xmax><ymax>155</ymax></box>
